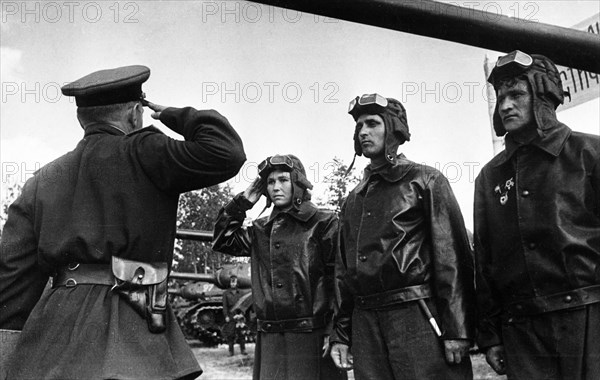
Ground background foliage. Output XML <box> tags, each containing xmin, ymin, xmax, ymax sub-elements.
<box><xmin>0</xmin><ymin>157</ymin><xmax>360</xmax><ymax>272</ymax></box>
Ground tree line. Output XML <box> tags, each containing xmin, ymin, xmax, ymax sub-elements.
<box><xmin>0</xmin><ymin>157</ymin><xmax>359</xmax><ymax>273</ymax></box>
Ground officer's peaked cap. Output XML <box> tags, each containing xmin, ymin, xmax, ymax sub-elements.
<box><xmin>61</xmin><ymin>65</ymin><xmax>150</xmax><ymax>107</ymax></box>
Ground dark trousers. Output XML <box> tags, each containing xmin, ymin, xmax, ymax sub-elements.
<box><xmin>352</xmin><ymin>300</ymin><xmax>472</xmax><ymax>380</ymax></box>
<box><xmin>225</xmin><ymin>323</ymin><xmax>246</xmax><ymax>355</ymax></box>
<box><xmin>502</xmin><ymin>303</ymin><xmax>600</xmax><ymax>380</ymax></box>
<box><xmin>253</xmin><ymin>328</ymin><xmax>347</xmax><ymax>380</ymax></box>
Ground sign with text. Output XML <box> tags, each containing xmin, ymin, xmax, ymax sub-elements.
<box><xmin>556</xmin><ymin>14</ymin><xmax>600</xmax><ymax>111</ymax></box>
<box><xmin>484</xmin><ymin>13</ymin><xmax>599</xmax><ymax>112</ymax></box>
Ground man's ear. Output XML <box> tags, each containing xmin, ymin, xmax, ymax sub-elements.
<box><xmin>129</xmin><ymin>102</ymin><xmax>142</xmax><ymax>129</ymax></box>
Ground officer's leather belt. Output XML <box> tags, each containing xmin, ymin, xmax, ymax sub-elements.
<box><xmin>53</xmin><ymin>263</ymin><xmax>114</xmax><ymax>288</ymax></box>
<box><xmin>257</xmin><ymin>314</ymin><xmax>327</xmax><ymax>333</ymax></box>
<box><xmin>505</xmin><ymin>285</ymin><xmax>600</xmax><ymax>317</ymax></box>
<box><xmin>355</xmin><ymin>284</ymin><xmax>431</xmax><ymax>310</ymax></box>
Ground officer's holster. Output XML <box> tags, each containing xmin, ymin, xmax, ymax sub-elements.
<box><xmin>111</xmin><ymin>256</ymin><xmax>169</xmax><ymax>334</ymax></box>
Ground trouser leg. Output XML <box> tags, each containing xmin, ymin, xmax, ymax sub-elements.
<box><xmin>352</xmin><ymin>302</ymin><xmax>472</xmax><ymax>380</ymax></box>
<box><xmin>238</xmin><ymin>330</ymin><xmax>246</xmax><ymax>354</ymax></box>
<box><xmin>503</xmin><ymin>303</ymin><xmax>600</xmax><ymax>380</ymax></box>
<box><xmin>227</xmin><ymin>336</ymin><xmax>235</xmax><ymax>355</ymax></box>
<box><xmin>380</xmin><ymin>301</ymin><xmax>472</xmax><ymax>380</ymax></box>
<box><xmin>351</xmin><ymin>307</ymin><xmax>395</xmax><ymax>380</ymax></box>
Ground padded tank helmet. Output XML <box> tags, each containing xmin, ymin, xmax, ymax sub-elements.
<box><xmin>488</xmin><ymin>50</ymin><xmax>565</xmax><ymax>137</ymax></box>
<box><xmin>348</xmin><ymin>93</ymin><xmax>410</xmax><ymax>164</ymax></box>
<box><xmin>258</xmin><ymin>154</ymin><xmax>313</xmax><ymax>209</ymax></box>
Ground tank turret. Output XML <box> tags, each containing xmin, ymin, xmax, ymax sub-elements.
<box><xmin>171</xmin><ymin>262</ymin><xmax>252</xmax><ymax>290</ymax></box>
<box><xmin>169</xmin><ymin>232</ymin><xmax>255</xmax><ymax>346</ymax></box>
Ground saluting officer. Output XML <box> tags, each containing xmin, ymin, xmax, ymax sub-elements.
<box><xmin>0</xmin><ymin>65</ymin><xmax>245</xmax><ymax>379</ymax></box>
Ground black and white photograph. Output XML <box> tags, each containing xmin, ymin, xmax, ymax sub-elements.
<box><xmin>1</xmin><ymin>1</ymin><xmax>599</xmax><ymax>379</ymax></box>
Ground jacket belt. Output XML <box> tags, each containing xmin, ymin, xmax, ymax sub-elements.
<box><xmin>505</xmin><ymin>285</ymin><xmax>600</xmax><ymax>317</ymax></box>
<box><xmin>355</xmin><ymin>284</ymin><xmax>431</xmax><ymax>310</ymax></box>
<box><xmin>257</xmin><ymin>315</ymin><xmax>327</xmax><ymax>333</ymax></box>
<box><xmin>53</xmin><ymin>263</ymin><xmax>114</xmax><ymax>288</ymax></box>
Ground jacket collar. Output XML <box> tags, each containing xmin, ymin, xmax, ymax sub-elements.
<box><xmin>83</xmin><ymin>124</ymin><xmax>164</xmax><ymax>138</ymax></box>
<box><xmin>493</xmin><ymin>123</ymin><xmax>572</xmax><ymax>167</ymax></box>
<box><xmin>354</xmin><ymin>154</ymin><xmax>414</xmax><ymax>193</ymax></box>
<box><xmin>266</xmin><ymin>200</ymin><xmax>318</xmax><ymax>224</ymax></box>
<box><xmin>83</xmin><ymin>123</ymin><xmax>126</xmax><ymax>137</ymax></box>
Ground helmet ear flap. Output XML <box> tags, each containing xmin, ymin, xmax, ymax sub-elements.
<box><xmin>353</xmin><ymin>126</ymin><xmax>363</xmax><ymax>156</ymax></box>
<box><xmin>295</xmin><ymin>172</ymin><xmax>313</xmax><ymax>190</ymax></box>
<box><xmin>492</xmin><ymin>103</ymin><xmax>506</xmax><ymax>137</ymax></box>
<box><xmin>533</xmin><ymin>72</ymin><xmax>553</xmax><ymax>98</ymax></box>
<box><xmin>532</xmin><ymin>72</ymin><xmax>564</xmax><ymax>108</ymax></box>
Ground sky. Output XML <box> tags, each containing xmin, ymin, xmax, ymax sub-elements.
<box><xmin>1</xmin><ymin>0</ymin><xmax>599</xmax><ymax>229</ymax></box>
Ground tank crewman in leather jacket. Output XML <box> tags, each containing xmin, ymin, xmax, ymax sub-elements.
<box><xmin>213</xmin><ymin>154</ymin><xmax>347</xmax><ymax>380</ymax></box>
<box><xmin>475</xmin><ymin>51</ymin><xmax>600</xmax><ymax>380</ymax></box>
<box><xmin>330</xmin><ymin>94</ymin><xmax>476</xmax><ymax>380</ymax></box>
<box><xmin>0</xmin><ymin>65</ymin><xmax>246</xmax><ymax>380</ymax></box>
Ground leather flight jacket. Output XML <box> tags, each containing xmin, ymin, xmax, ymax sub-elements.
<box><xmin>331</xmin><ymin>157</ymin><xmax>475</xmax><ymax>346</ymax></box>
<box><xmin>474</xmin><ymin>124</ymin><xmax>600</xmax><ymax>349</ymax></box>
<box><xmin>53</xmin><ymin>257</ymin><xmax>169</xmax><ymax>334</ymax></box>
<box><xmin>213</xmin><ymin>196</ymin><xmax>339</xmax><ymax>332</ymax></box>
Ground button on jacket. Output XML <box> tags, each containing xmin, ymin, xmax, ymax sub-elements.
<box><xmin>0</xmin><ymin>107</ymin><xmax>245</xmax><ymax>380</ymax></box>
<box><xmin>331</xmin><ymin>156</ymin><xmax>475</xmax><ymax>345</ymax></box>
<box><xmin>474</xmin><ymin>123</ymin><xmax>600</xmax><ymax>349</ymax></box>
<box><xmin>213</xmin><ymin>194</ymin><xmax>338</xmax><ymax>326</ymax></box>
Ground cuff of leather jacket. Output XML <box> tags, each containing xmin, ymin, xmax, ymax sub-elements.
<box><xmin>329</xmin><ymin>333</ymin><xmax>350</xmax><ymax>347</ymax></box>
<box><xmin>224</xmin><ymin>193</ymin><xmax>253</xmax><ymax>218</ymax></box>
<box><xmin>441</xmin><ymin>323</ymin><xmax>475</xmax><ymax>341</ymax></box>
<box><xmin>476</xmin><ymin>324</ymin><xmax>503</xmax><ymax>350</ymax></box>
<box><xmin>329</xmin><ymin>319</ymin><xmax>352</xmax><ymax>346</ymax></box>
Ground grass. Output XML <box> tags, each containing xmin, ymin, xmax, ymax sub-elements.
<box><xmin>191</xmin><ymin>342</ymin><xmax>506</xmax><ymax>380</ymax></box>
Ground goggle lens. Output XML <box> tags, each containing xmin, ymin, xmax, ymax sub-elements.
<box><xmin>496</xmin><ymin>50</ymin><xmax>533</xmax><ymax>69</ymax></box>
<box><xmin>258</xmin><ymin>155</ymin><xmax>294</xmax><ymax>177</ymax></box>
<box><xmin>348</xmin><ymin>93</ymin><xmax>388</xmax><ymax>114</ymax></box>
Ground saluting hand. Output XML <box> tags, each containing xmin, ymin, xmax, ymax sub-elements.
<box><xmin>243</xmin><ymin>177</ymin><xmax>265</xmax><ymax>204</ymax></box>
<box><xmin>145</xmin><ymin>101</ymin><xmax>168</xmax><ymax>120</ymax></box>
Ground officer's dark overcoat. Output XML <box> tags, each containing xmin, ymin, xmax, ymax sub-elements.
<box><xmin>0</xmin><ymin>107</ymin><xmax>245</xmax><ymax>379</ymax></box>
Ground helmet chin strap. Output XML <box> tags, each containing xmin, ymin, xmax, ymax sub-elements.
<box><xmin>345</xmin><ymin>154</ymin><xmax>357</xmax><ymax>177</ymax></box>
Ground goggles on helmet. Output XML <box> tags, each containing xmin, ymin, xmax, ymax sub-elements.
<box><xmin>348</xmin><ymin>93</ymin><xmax>388</xmax><ymax>114</ymax></box>
<box><xmin>489</xmin><ymin>50</ymin><xmax>535</xmax><ymax>85</ymax></box>
<box><xmin>258</xmin><ymin>155</ymin><xmax>294</xmax><ymax>177</ymax></box>
<box><xmin>496</xmin><ymin>50</ymin><xmax>533</xmax><ymax>70</ymax></box>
